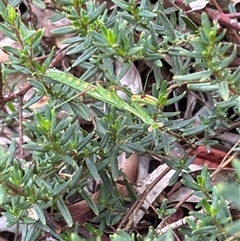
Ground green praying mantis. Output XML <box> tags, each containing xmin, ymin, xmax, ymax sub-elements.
<box><xmin>46</xmin><ymin>69</ymin><xmax>157</xmax><ymax>125</ymax></box>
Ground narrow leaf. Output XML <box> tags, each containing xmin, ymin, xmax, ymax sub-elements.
<box><xmin>81</xmin><ymin>189</ymin><xmax>99</xmax><ymax>215</ymax></box>
<box><xmin>159</xmin><ymin>10</ymin><xmax>176</xmax><ymax>40</ymax></box>
<box><xmin>86</xmin><ymin>157</ymin><xmax>100</xmax><ymax>181</ymax></box>
<box><xmin>218</xmin><ymin>45</ymin><xmax>237</xmax><ymax>70</ymax></box>
<box><xmin>52</xmin><ymin>180</ymin><xmax>71</xmax><ymax>196</ymax></box>
<box><xmin>165</xmin><ymin>91</ymin><xmax>186</xmax><ymax>106</ymax></box>
<box><xmin>0</xmin><ymin>185</ymin><xmax>6</xmax><ymax>204</ymax></box>
<box><xmin>188</xmin><ymin>82</ymin><xmax>218</xmax><ymax>92</ymax></box>
<box><xmin>174</xmin><ymin>69</ymin><xmax>212</xmax><ymax>83</ymax></box>
<box><xmin>161</xmin><ymin>131</ymin><xmax>170</xmax><ymax>155</ymax></box>
<box><xmin>57</xmin><ymin>197</ymin><xmax>73</xmax><ymax>227</ymax></box>
<box><xmin>170</xmin><ymin>117</ymin><xmax>195</xmax><ymax>131</ymax></box>
<box><xmin>182</xmin><ymin>125</ymin><xmax>206</xmax><ymax>136</ymax></box>
<box><xmin>218</xmin><ymin>81</ymin><xmax>229</xmax><ymax>101</ymax></box>
<box><xmin>32</xmin><ymin>204</ymin><xmax>46</xmax><ymax>225</ymax></box>
<box><xmin>51</xmin><ymin>26</ymin><xmax>75</xmax><ymax>35</ymax></box>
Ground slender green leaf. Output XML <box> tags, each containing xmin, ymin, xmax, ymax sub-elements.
<box><xmin>126</xmin><ymin>46</ymin><xmax>144</xmax><ymax>56</ymax></box>
<box><xmin>73</xmin><ymin>47</ymin><xmax>97</xmax><ymax>67</ymax></box>
<box><xmin>0</xmin><ymin>185</ymin><xmax>6</xmax><ymax>204</ymax></box>
<box><xmin>0</xmin><ymin>23</ymin><xmax>17</xmax><ymax>40</ymax></box>
<box><xmin>170</xmin><ymin>117</ymin><xmax>195</xmax><ymax>131</ymax></box>
<box><xmin>22</xmin><ymin>143</ymin><xmax>48</xmax><ymax>152</ymax></box>
<box><xmin>161</xmin><ymin>131</ymin><xmax>170</xmax><ymax>155</ymax></box>
<box><xmin>193</xmin><ymin>225</ymin><xmax>218</xmax><ymax>235</ymax></box>
<box><xmin>81</xmin><ymin>189</ymin><xmax>99</xmax><ymax>215</ymax></box>
<box><xmin>125</xmin><ymin>142</ymin><xmax>146</xmax><ymax>153</ymax></box>
<box><xmin>159</xmin><ymin>10</ymin><xmax>176</xmax><ymax>40</ymax></box>
<box><xmin>52</xmin><ymin>180</ymin><xmax>71</xmax><ymax>196</ymax></box>
<box><xmin>88</xmin><ymin>2</ymin><xmax>106</xmax><ymax>23</ymax></box>
<box><xmin>188</xmin><ymin>82</ymin><xmax>218</xmax><ymax>92</ymax></box>
<box><xmin>51</xmin><ymin>26</ymin><xmax>75</xmax><ymax>35</ymax></box>
<box><xmin>218</xmin><ymin>45</ymin><xmax>237</xmax><ymax>70</ymax></box>
<box><xmin>172</xmin><ymin>55</ymin><xmax>182</xmax><ymax>75</ymax></box>
<box><xmin>165</xmin><ymin>91</ymin><xmax>186</xmax><ymax>106</ymax></box>
<box><xmin>214</xmin><ymin>97</ymin><xmax>237</xmax><ymax>109</ymax></box>
<box><xmin>32</xmin><ymin>204</ymin><xmax>46</xmax><ymax>225</ymax></box>
<box><xmin>57</xmin><ymin>196</ymin><xmax>73</xmax><ymax>227</ymax></box>
<box><xmin>218</xmin><ymin>81</ymin><xmax>229</xmax><ymax>101</ymax></box>
<box><xmin>139</xmin><ymin>10</ymin><xmax>157</xmax><ymax>18</ymax></box>
<box><xmin>174</xmin><ymin>69</ymin><xmax>212</xmax><ymax>82</ymax></box>
<box><xmin>180</xmin><ymin>15</ymin><xmax>198</xmax><ymax>31</ymax></box>
<box><xmin>32</xmin><ymin>0</ymin><xmax>46</xmax><ymax>9</ymax></box>
<box><xmin>86</xmin><ymin>157</ymin><xmax>100</xmax><ymax>181</ymax></box>
<box><xmin>182</xmin><ymin>125</ymin><xmax>206</xmax><ymax>136</ymax></box>
<box><xmin>201</xmin><ymin>13</ymin><xmax>211</xmax><ymax>35</ymax></box>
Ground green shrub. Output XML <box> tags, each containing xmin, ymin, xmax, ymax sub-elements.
<box><xmin>0</xmin><ymin>0</ymin><xmax>239</xmax><ymax>240</ymax></box>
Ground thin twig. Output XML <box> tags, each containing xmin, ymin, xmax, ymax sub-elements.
<box><xmin>156</xmin><ymin>212</ymin><xmax>198</xmax><ymax>235</ymax></box>
<box><xmin>117</xmin><ymin>166</ymin><xmax>171</xmax><ymax>230</ymax></box>
<box><xmin>18</xmin><ymin>96</ymin><xmax>24</xmax><ymax>157</ymax></box>
<box><xmin>157</xmin><ymin>141</ymin><xmax>240</xmax><ymax>230</ymax></box>
<box><xmin>211</xmin><ymin>0</ymin><xmax>223</xmax><ymax>13</ymax></box>
<box><xmin>224</xmin><ymin>232</ymin><xmax>240</xmax><ymax>241</ymax></box>
<box><xmin>0</xmin><ymin>82</ymin><xmax>32</xmax><ymax>107</ymax></box>
<box><xmin>211</xmin><ymin>140</ymin><xmax>240</xmax><ymax>179</ymax></box>
<box><xmin>157</xmin><ymin>190</ymin><xmax>194</xmax><ymax>231</ymax></box>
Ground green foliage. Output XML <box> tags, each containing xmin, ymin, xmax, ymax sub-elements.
<box><xmin>110</xmin><ymin>227</ymin><xmax>174</xmax><ymax>241</ymax></box>
<box><xmin>0</xmin><ymin>0</ymin><xmax>239</xmax><ymax>241</ymax></box>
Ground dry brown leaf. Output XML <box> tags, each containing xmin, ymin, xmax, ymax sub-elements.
<box><xmin>115</xmin><ymin>60</ymin><xmax>142</xmax><ymax>99</ymax></box>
